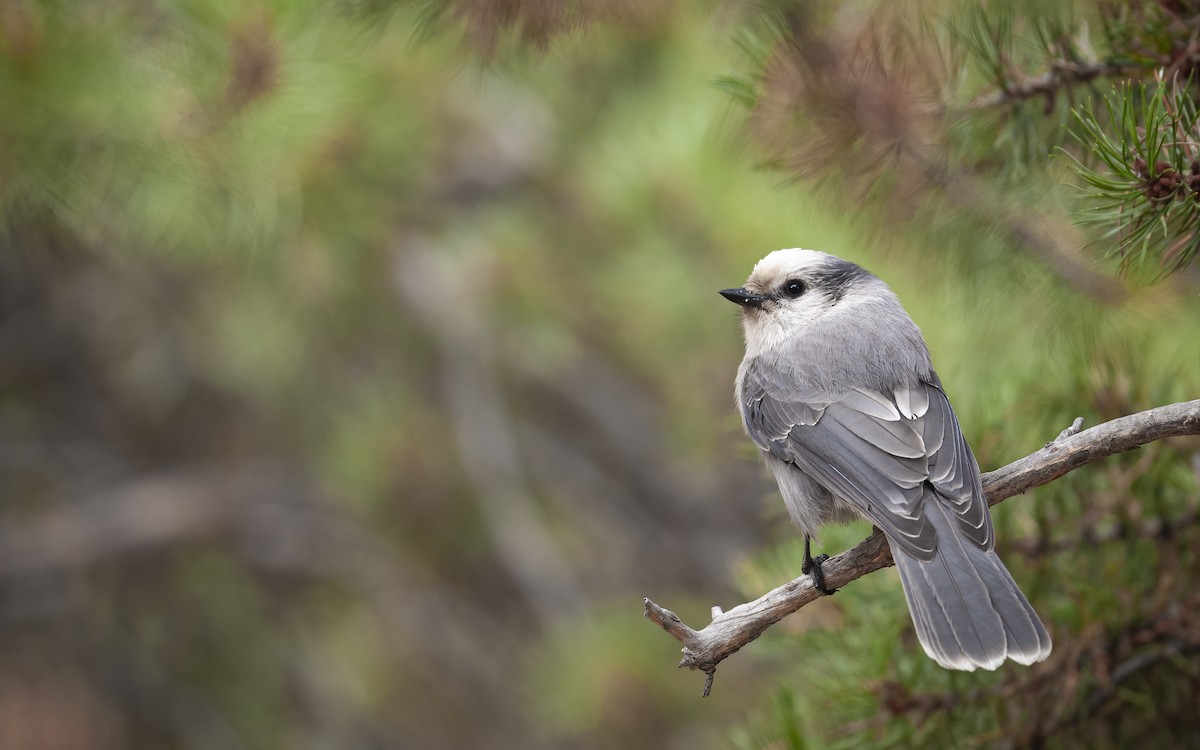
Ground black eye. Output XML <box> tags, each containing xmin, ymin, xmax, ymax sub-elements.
<box><xmin>782</xmin><ymin>279</ymin><xmax>806</xmax><ymax>298</ymax></box>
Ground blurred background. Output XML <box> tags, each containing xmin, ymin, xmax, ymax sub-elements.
<box><xmin>1</xmin><ymin>0</ymin><xmax>1199</xmax><ymax>747</ymax></box>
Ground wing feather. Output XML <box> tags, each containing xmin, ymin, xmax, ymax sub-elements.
<box><xmin>827</xmin><ymin>402</ymin><xmax>926</xmax><ymax>460</ymax></box>
<box><xmin>739</xmin><ymin>359</ymin><xmax>994</xmax><ymax>559</ymax></box>
<box><xmin>841</xmin><ymin>388</ymin><xmax>902</xmax><ymax>421</ymax></box>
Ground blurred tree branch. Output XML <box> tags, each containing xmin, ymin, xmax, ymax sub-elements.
<box><xmin>644</xmin><ymin>399</ymin><xmax>1200</xmax><ymax>696</ymax></box>
<box><xmin>393</xmin><ymin>241</ymin><xmax>587</xmax><ymax>623</ymax></box>
<box><xmin>721</xmin><ymin>0</ymin><xmax>1200</xmax><ymax>281</ymax></box>
<box><xmin>411</xmin><ymin>0</ymin><xmax>671</xmax><ymax>58</ymax></box>
<box><xmin>970</xmin><ymin>61</ymin><xmax>1131</xmax><ymax>110</ymax></box>
<box><xmin>722</xmin><ymin>4</ymin><xmax>1126</xmax><ymax>299</ymax></box>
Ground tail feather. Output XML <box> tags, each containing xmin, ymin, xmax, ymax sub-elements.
<box><xmin>894</xmin><ymin>560</ymin><xmax>961</xmax><ymax>668</ymax></box>
<box><xmin>982</xmin><ymin>554</ymin><xmax>1053</xmax><ymax>665</ymax></box>
<box><xmin>892</xmin><ymin>501</ymin><xmax>1051</xmax><ymax>671</ymax></box>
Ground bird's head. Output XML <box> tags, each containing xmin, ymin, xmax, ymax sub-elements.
<box><xmin>720</xmin><ymin>249</ymin><xmax>876</xmax><ymax>350</ymax></box>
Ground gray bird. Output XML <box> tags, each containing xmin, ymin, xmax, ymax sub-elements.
<box><xmin>720</xmin><ymin>248</ymin><xmax>1051</xmax><ymax>671</ymax></box>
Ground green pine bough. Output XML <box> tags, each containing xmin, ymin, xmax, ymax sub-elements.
<box><xmin>1066</xmin><ymin>78</ymin><xmax>1200</xmax><ymax>275</ymax></box>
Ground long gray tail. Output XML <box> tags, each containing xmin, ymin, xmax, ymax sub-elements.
<box><xmin>892</xmin><ymin>502</ymin><xmax>1052</xmax><ymax>671</ymax></box>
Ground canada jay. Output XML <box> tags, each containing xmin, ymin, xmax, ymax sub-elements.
<box><xmin>721</xmin><ymin>249</ymin><xmax>1051</xmax><ymax>670</ymax></box>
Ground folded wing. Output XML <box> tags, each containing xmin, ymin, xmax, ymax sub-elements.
<box><xmin>739</xmin><ymin>361</ymin><xmax>994</xmax><ymax>559</ymax></box>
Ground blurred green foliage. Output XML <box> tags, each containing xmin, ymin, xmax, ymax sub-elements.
<box><xmin>1</xmin><ymin>0</ymin><xmax>1199</xmax><ymax>749</ymax></box>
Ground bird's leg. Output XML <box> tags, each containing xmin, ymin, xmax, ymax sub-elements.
<box><xmin>801</xmin><ymin>535</ymin><xmax>836</xmax><ymax>595</ymax></box>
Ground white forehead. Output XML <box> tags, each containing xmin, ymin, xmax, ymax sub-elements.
<box><xmin>746</xmin><ymin>248</ymin><xmax>832</xmax><ymax>286</ymax></box>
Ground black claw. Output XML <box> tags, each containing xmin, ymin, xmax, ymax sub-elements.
<box><xmin>809</xmin><ymin>561</ymin><xmax>837</xmax><ymax>596</ymax></box>
<box><xmin>802</xmin><ymin>537</ymin><xmax>837</xmax><ymax>595</ymax></box>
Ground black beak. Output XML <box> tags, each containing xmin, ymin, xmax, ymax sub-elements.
<box><xmin>719</xmin><ymin>287</ymin><xmax>768</xmax><ymax>309</ymax></box>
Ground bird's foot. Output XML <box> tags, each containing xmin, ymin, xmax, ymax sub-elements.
<box><xmin>801</xmin><ymin>539</ymin><xmax>837</xmax><ymax>595</ymax></box>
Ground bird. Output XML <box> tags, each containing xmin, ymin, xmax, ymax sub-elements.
<box><xmin>720</xmin><ymin>248</ymin><xmax>1051</xmax><ymax>671</ymax></box>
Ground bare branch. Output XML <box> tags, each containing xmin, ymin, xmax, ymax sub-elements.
<box><xmin>982</xmin><ymin>400</ymin><xmax>1200</xmax><ymax>504</ymax></box>
<box><xmin>644</xmin><ymin>399</ymin><xmax>1200</xmax><ymax>695</ymax></box>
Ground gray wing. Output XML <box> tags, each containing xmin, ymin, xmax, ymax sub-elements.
<box><xmin>741</xmin><ymin>360</ymin><xmax>992</xmax><ymax>560</ymax></box>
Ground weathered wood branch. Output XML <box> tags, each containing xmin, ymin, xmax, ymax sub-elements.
<box><xmin>643</xmin><ymin>399</ymin><xmax>1200</xmax><ymax>696</ymax></box>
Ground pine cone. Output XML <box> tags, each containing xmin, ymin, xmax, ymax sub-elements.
<box><xmin>1140</xmin><ymin>160</ymin><xmax>1181</xmax><ymax>203</ymax></box>
<box><xmin>1186</xmin><ymin>161</ymin><xmax>1200</xmax><ymax>202</ymax></box>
